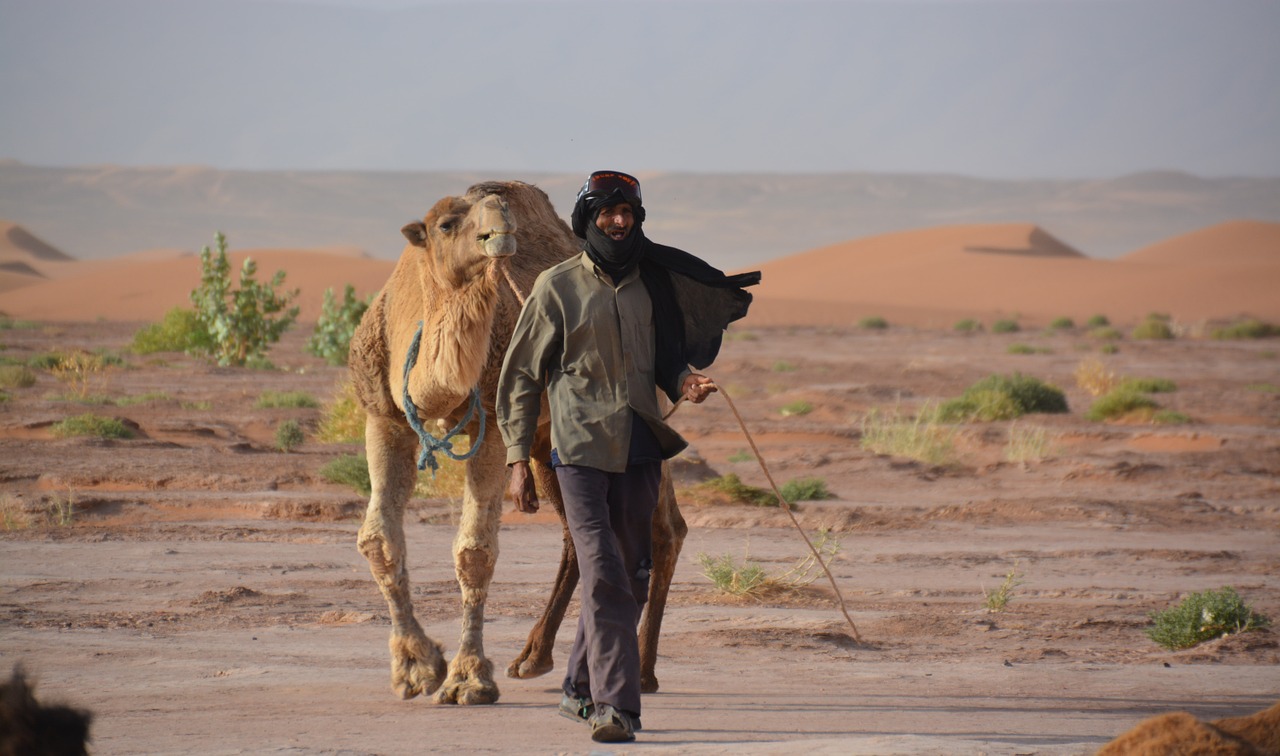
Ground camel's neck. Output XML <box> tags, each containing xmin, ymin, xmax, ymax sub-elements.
<box><xmin>411</xmin><ymin>263</ymin><xmax>500</xmax><ymax>406</ymax></box>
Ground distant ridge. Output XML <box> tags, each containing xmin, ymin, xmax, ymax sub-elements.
<box><xmin>963</xmin><ymin>226</ymin><xmax>1084</xmax><ymax>258</ymax></box>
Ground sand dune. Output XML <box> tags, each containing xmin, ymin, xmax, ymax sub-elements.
<box><xmin>746</xmin><ymin>222</ymin><xmax>1280</xmax><ymax>328</ymax></box>
<box><xmin>2</xmin><ymin>220</ymin><xmax>1277</xmax><ymax>329</ymax></box>
<box><xmin>0</xmin><ymin>247</ymin><xmax>393</xmax><ymax>323</ymax></box>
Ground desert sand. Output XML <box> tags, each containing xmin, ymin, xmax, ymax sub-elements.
<box><xmin>1</xmin><ymin>219</ymin><xmax>1278</xmax><ymax>754</ymax></box>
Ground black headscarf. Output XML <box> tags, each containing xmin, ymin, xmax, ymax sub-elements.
<box><xmin>572</xmin><ymin>189</ymin><xmax>762</xmax><ymax>402</ymax></box>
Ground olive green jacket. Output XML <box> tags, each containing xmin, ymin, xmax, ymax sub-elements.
<box><xmin>497</xmin><ymin>252</ymin><xmax>689</xmax><ymax>472</ymax></box>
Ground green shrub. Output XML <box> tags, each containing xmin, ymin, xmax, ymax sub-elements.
<box><xmin>697</xmin><ymin>474</ymin><xmax>779</xmax><ymax>508</ymax></box>
<box><xmin>1146</xmin><ymin>587</ymin><xmax>1270</xmax><ymax>650</ymax></box>
<box><xmin>1153</xmin><ymin>410</ymin><xmax>1192</xmax><ymax>425</ymax></box>
<box><xmin>937</xmin><ymin>373</ymin><xmax>1068</xmax><ymax>422</ymax></box>
<box><xmin>1090</xmin><ymin>326</ymin><xmax>1123</xmax><ymax>341</ymax></box>
<box><xmin>131</xmin><ymin>307</ymin><xmax>213</xmax><ymax>355</ymax></box>
<box><xmin>1100</xmin><ymin>343</ymin><xmax>1120</xmax><ymax>355</ymax></box>
<box><xmin>26</xmin><ymin>352</ymin><xmax>65</xmax><ymax>370</ymax></box>
<box><xmin>190</xmin><ymin>231</ymin><xmax>300</xmax><ymax>366</ymax></box>
<box><xmin>779</xmin><ymin>477</ymin><xmax>832</xmax><ymax>503</ymax></box>
<box><xmin>306</xmin><ymin>284</ymin><xmax>371</xmax><ymax>366</ymax></box>
<box><xmin>275</xmin><ymin>419</ymin><xmax>305</xmax><ymax>452</ymax></box>
<box><xmin>698</xmin><ymin>552</ymin><xmax>769</xmax><ymax>598</ymax></box>
<box><xmin>1007</xmin><ymin>344</ymin><xmax>1050</xmax><ymax>355</ymax></box>
<box><xmin>114</xmin><ymin>392</ymin><xmax>171</xmax><ymax>407</ymax></box>
<box><xmin>779</xmin><ymin>400</ymin><xmax>813</xmax><ymax>417</ymax></box>
<box><xmin>1212</xmin><ymin>319</ymin><xmax>1279</xmax><ymax>340</ymax></box>
<box><xmin>1049</xmin><ymin>317</ymin><xmax>1075</xmax><ymax>330</ymax></box>
<box><xmin>51</xmin><ymin>413</ymin><xmax>134</xmax><ymax>439</ymax></box>
<box><xmin>320</xmin><ymin>454</ymin><xmax>371</xmax><ymax>496</ymax></box>
<box><xmin>771</xmin><ymin>360</ymin><xmax>796</xmax><ymax>373</ymax></box>
<box><xmin>255</xmin><ymin>390</ymin><xmax>319</xmax><ymax>409</ymax></box>
<box><xmin>0</xmin><ymin>365</ymin><xmax>36</xmax><ymax>389</ymax></box>
<box><xmin>1120</xmin><ymin>377</ymin><xmax>1177</xmax><ymax>393</ymax></box>
<box><xmin>318</xmin><ymin>379</ymin><xmax>366</xmax><ymax>444</ymax></box>
<box><xmin>858</xmin><ymin>316</ymin><xmax>888</xmax><ymax>330</ymax></box>
<box><xmin>0</xmin><ymin>316</ymin><xmax>39</xmax><ymax>330</ymax></box>
<box><xmin>1132</xmin><ymin>318</ymin><xmax>1175</xmax><ymax>340</ymax></box>
<box><xmin>991</xmin><ymin>319</ymin><xmax>1020</xmax><ymax>334</ymax></box>
<box><xmin>953</xmin><ymin>319</ymin><xmax>982</xmax><ymax>333</ymax></box>
<box><xmin>1086</xmin><ymin>389</ymin><xmax>1158</xmax><ymax>422</ymax></box>
<box><xmin>1086</xmin><ymin>314</ymin><xmax>1111</xmax><ymax>328</ymax></box>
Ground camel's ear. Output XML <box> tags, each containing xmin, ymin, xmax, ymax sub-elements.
<box><xmin>401</xmin><ymin>221</ymin><xmax>428</xmax><ymax>247</ymax></box>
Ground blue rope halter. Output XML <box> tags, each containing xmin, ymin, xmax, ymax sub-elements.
<box><xmin>401</xmin><ymin>320</ymin><xmax>486</xmax><ymax>475</ymax></box>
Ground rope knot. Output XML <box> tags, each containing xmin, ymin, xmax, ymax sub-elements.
<box><xmin>401</xmin><ymin>321</ymin><xmax>486</xmax><ymax>475</ymax></box>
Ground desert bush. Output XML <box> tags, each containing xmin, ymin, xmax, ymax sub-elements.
<box><xmin>26</xmin><ymin>352</ymin><xmax>65</xmax><ymax>370</ymax></box>
<box><xmin>0</xmin><ymin>315</ymin><xmax>39</xmax><ymax>330</ymax></box>
<box><xmin>991</xmin><ymin>319</ymin><xmax>1020</xmax><ymax>333</ymax></box>
<box><xmin>1153</xmin><ymin>410</ymin><xmax>1192</xmax><ymax>425</ymax></box>
<box><xmin>953</xmin><ymin>318</ymin><xmax>982</xmax><ymax>333</ymax></box>
<box><xmin>306</xmin><ymin>284</ymin><xmax>371</xmax><ymax>366</ymax></box>
<box><xmin>983</xmin><ymin>562</ymin><xmax>1025</xmax><ymax>612</ymax></box>
<box><xmin>131</xmin><ymin>306</ymin><xmax>212</xmax><ymax>355</ymax></box>
<box><xmin>859</xmin><ymin>316</ymin><xmax>888</xmax><ymax>330</ymax></box>
<box><xmin>938</xmin><ymin>373</ymin><xmax>1068</xmax><ymax>422</ymax></box>
<box><xmin>320</xmin><ymin>454</ymin><xmax>372</xmax><ymax>496</ymax></box>
<box><xmin>698</xmin><ymin>553</ymin><xmax>769</xmax><ymax>598</ymax></box>
<box><xmin>255</xmin><ymin>390</ymin><xmax>319</xmax><ymax>409</ymax></box>
<box><xmin>1048</xmin><ymin>317</ymin><xmax>1075</xmax><ymax>330</ymax></box>
<box><xmin>1085</xmin><ymin>389</ymin><xmax>1158</xmax><ymax>422</ymax></box>
<box><xmin>50</xmin><ymin>351</ymin><xmax>116</xmax><ymax>399</ymax></box>
<box><xmin>1099</xmin><ymin>343</ymin><xmax>1120</xmax><ymax>355</ymax></box>
<box><xmin>1120</xmin><ymin>376</ymin><xmax>1177</xmax><ymax>393</ymax></box>
<box><xmin>190</xmin><ymin>231</ymin><xmax>300</xmax><ymax>366</ymax></box>
<box><xmin>0</xmin><ymin>365</ymin><xmax>36</xmax><ymax>389</ymax></box>
<box><xmin>318</xmin><ymin>379</ymin><xmax>366</xmax><ymax>443</ymax></box>
<box><xmin>275</xmin><ymin>419</ymin><xmax>305</xmax><ymax>452</ymax></box>
<box><xmin>1075</xmin><ymin>358</ymin><xmax>1120</xmax><ymax>397</ymax></box>
<box><xmin>1090</xmin><ymin>326</ymin><xmax>1123</xmax><ymax>341</ymax></box>
<box><xmin>1004</xmin><ymin>423</ymin><xmax>1052</xmax><ymax>463</ymax></box>
<box><xmin>779</xmin><ymin>399</ymin><xmax>813</xmax><ymax>417</ymax></box>
<box><xmin>114</xmin><ymin>392</ymin><xmax>172</xmax><ymax>407</ymax></box>
<box><xmin>1132</xmin><ymin>317</ymin><xmax>1175</xmax><ymax>340</ymax></box>
<box><xmin>1146</xmin><ymin>587</ymin><xmax>1270</xmax><ymax>650</ymax></box>
<box><xmin>1086</xmin><ymin>314</ymin><xmax>1110</xmax><ymax>328</ymax></box>
<box><xmin>51</xmin><ymin>413</ymin><xmax>134</xmax><ymax>439</ymax></box>
<box><xmin>1007</xmin><ymin>344</ymin><xmax>1050</xmax><ymax>355</ymax></box>
<box><xmin>1212</xmin><ymin>318</ymin><xmax>1279</xmax><ymax>340</ymax></box>
<box><xmin>860</xmin><ymin>404</ymin><xmax>957</xmax><ymax>465</ymax></box>
<box><xmin>771</xmin><ymin>360</ymin><xmax>796</xmax><ymax>373</ymax></box>
<box><xmin>695</xmin><ymin>473</ymin><xmax>780</xmax><ymax>508</ymax></box>
<box><xmin>779</xmin><ymin>477</ymin><xmax>833</xmax><ymax>503</ymax></box>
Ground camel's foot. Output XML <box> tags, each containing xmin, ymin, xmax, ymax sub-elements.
<box><xmin>640</xmin><ymin>671</ymin><xmax>659</xmax><ymax>695</ymax></box>
<box><xmin>432</xmin><ymin>654</ymin><xmax>499</xmax><ymax>705</ymax></box>
<box><xmin>505</xmin><ymin>646</ymin><xmax>554</xmax><ymax>680</ymax></box>
<box><xmin>388</xmin><ymin>632</ymin><xmax>447</xmax><ymax>700</ymax></box>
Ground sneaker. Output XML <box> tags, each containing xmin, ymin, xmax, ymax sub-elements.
<box><xmin>589</xmin><ymin>703</ymin><xmax>636</xmax><ymax>743</ymax></box>
<box><xmin>558</xmin><ymin>693</ymin><xmax>594</xmax><ymax>725</ymax></box>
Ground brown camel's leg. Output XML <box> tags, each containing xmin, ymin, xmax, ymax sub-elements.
<box><xmin>640</xmin><ymin>463</ymin><xmax>686</xmax><ymax>694</ymax></box>
<box><xmin>357</xmin><ymin>413</ymin><xmax>447</xmax><ymax>700</ymax></box>
<box><xmin>433</xmin><ymin>426</ymin><xmax>505</xmax><ymax>705</ymax></box>
<box><xmin>506</xmin><ymin>455</ymin><xmax>578</xmax><ymax>680</ymax></box>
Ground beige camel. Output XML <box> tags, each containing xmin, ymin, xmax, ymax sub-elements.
<box><xmin>349</xmin><ymin>180</ymin><xmax>687</xmax><ymax>704</ymax></box>
<box><xmin>1096</xmin><ymin>700</ymin><xmax>1280</xmax><ymax>755</ymax></box>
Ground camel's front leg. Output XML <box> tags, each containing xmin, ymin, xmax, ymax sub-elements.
<box><xmin>357</xmin><ymin>413</ymin><xmax>447</xmax><ymax>700</ymax></box>
<box><xmin>434</xmin><ymin>427</ymin><xmax>505</xmax><ymax>705</ymax></box>
<box><xmin>640</xmin><ymin>464</ymin><xmax>686</xmax><ymax>693</ymax></box>
<box><xmin>507</xmin><ymin>457</ymin><xmax>576</xmax><ymax>680</ymax></box>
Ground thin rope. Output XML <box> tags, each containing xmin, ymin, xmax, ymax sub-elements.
<box><xmin>401</xmin><ymin>321</ymin><xmax>485</xmax><ymax>475</ymax></box>
<box><xmin>500</xmin><ymin>261</ymin><xmax>528</xmax><ymax>307</ymax></box>
<box><xmin>666</xmin><ymin>384</ymin><xmax>863</xmax><ymax>642</ymax></box>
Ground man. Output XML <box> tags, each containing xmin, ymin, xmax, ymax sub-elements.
<box><xmin>497</xmin><ymin>170</ymin><xmax>759</xmax><ymax>743</ymax></box>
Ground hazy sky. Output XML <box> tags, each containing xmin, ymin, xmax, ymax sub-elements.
<box><xmin>1</xmin><ymin>0</ymin><xmax>1277</xmax><ymax>179</ymax></box>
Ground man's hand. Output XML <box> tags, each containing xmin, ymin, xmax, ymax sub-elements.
<box><xmin>508</xmin><ymin>460</ymin><xmax>539</xmax><ymax>513</ymax></box>
<box><xmin>681</xmin><ymin>373</ymin><xmax>717</xmax><ymax>404</ymax></box>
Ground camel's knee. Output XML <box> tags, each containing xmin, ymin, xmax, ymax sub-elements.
<box><xmin>455</xmin><ymin>546</ymin><xmax>496</xmax><ymax>592</ymax></box>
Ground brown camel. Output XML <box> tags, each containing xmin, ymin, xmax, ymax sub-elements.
<box><xmin>1095</xmin><ymin>700</ymin><xmax>1280</xmax><ymax>755</ymax></box>
<box><xmin>349</xmin><ymin>180</ymin><xmax>686</xmax><ymax>704</ymax></box>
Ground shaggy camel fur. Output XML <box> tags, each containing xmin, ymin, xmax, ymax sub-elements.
<box><xmin>349</xmin><ymin>181</ymin><xmax>686</xmax><ymax>703</ymax></box>
<box><xmin>1095</xmin><ymin>700</ymin><xmax>1280</xmax><ymax>755</ymax></box>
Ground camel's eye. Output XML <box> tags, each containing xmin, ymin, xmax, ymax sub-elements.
<box><xmin>437</xmin><ymin>215</ymin><xmax>462</xmax><ymax>234</ymax></box>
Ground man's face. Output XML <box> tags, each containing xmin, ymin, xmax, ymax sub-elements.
<box><xmin>595</xmin><ymin>202</ymin><xmax>635</xmax><ymax>241</ymax></box>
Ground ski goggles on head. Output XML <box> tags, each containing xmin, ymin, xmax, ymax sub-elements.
<box><xmin>577</xmin><ymin>170</ymin><xmax>642</xmax><ymax>205</ymax></box>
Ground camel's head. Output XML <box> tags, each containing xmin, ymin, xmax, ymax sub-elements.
<box><xmin>402</xmin><ymin>189</ymin><xmax>517</xmax><ymax>286</ymax></box>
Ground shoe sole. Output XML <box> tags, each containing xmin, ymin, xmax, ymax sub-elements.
<box><xmin>590</xmin><ymin>723</ymin><xmax>635</xmax><ymax>743</ymax></box>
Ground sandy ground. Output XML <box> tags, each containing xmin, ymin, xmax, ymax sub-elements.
<box><xmin>2</xmin><ymin>321</ymin><xmax>1278</xmax><ymax>755</ymax></box>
